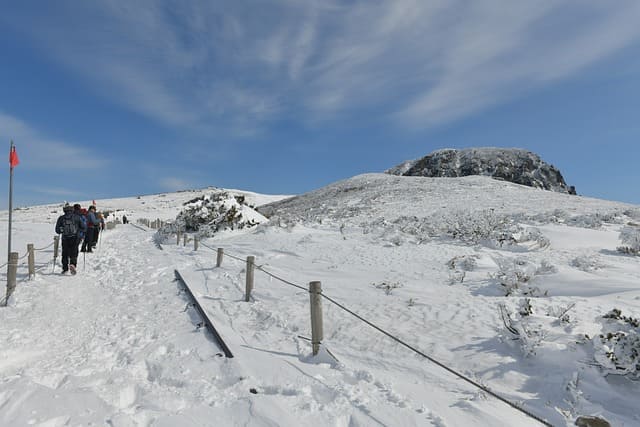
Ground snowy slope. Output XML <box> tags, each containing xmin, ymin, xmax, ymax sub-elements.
<box><xmin>1</xmin><ymin>175</ymin><xmax>639</xmax><ymax>427</ymax></box>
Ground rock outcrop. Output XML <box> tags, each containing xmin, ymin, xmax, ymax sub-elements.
<box><xmin>386</xmin><ymin>147</ymin><xmax>576</xmax><ymax>194</ymax></box>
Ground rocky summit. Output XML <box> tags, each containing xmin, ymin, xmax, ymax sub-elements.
<box><xmin>386</xmin><ymin>147</ymin><xmax>576</xmax><ymax>194</ymax></box>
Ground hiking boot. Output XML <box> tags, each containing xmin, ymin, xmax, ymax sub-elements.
<box><xmin>69</xmin><ymin>265</ymin><xmax>76</xmax><ymax>275</ymax></box>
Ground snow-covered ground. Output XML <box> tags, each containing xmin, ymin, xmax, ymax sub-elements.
<box><xmin>1</xmin><ymin>174</ymin><xmax>639</xmax><ymax>426</ymax></box>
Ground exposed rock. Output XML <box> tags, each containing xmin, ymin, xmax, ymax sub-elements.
<box><xmin>575</xmin><ymin>415</ymin><xmax>611</xmax><ymax>427</ymax></box>
<box><xmin>386</xmin><ymin>147</ymin><xmax>576</xmax><ymax>194</ymax></box>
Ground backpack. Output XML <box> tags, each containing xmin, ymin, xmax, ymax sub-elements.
<box><xmin>61</xmin><ymin>215</ymin><xmax>78</xmax><ymax>238</ymax></box>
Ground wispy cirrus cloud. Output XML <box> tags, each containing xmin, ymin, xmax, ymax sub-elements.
<box><xmin>0</xmin><ymin>112</ymin><xmax>107</xmax><ymax>170</ymax></box>
<box><xmin>4</xmin><ymin>0</ymin><xmax>640</xmax><ymax>133</ymax></box>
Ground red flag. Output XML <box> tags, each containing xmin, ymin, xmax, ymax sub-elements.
<box><xmin>9</xmin><ymin>146</ymin><xmax>19</xmax><ymax>168</ymax></box>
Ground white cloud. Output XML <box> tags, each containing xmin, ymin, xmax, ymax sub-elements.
<box><xmin>4</xmin><ymin>0</ymin><xmax>640</xmax><ymax>132</ymax></box>
<box><xmin>0</xmin><ymin>112</ymin><xmax>107</xmax><ymax>170</ymax></box>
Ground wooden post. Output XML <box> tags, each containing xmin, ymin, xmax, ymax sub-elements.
<box><xmin>245</xmin><ymin>256</ymin><xmax>255</xmax><ymax>302</ymax></box>
<box><xmin>183</xmin><ymin>233</ymin><xmax>188</xmax><ymax>246</ymax></box>
<box><xmin>53</xmin><ymin>235</ymin><xmax>60</xmax><ymax>260</ymax></box>
<box><xmin>216</xmin><ymin>248</ymin><xmax>224</xmax><ymax>267</ymax></box>
<box><xmin>176</xmin><ymin>231</ymin><xmax>181</xmax><ymax>245</ymax></box>
<box><xmin>309</xmin><ymin>281</ymin><xmax>324</xmax><ymax>356</ymax></box>
<box><xmin>194</xmin><ymin>236</ymin><xmax>199</xmax><ymax>251</ymax></box>
<box><xmin>4</xmin><ymin>252</ymin><xmax>19</xmax><ymax>306</ymax></box>
<box><xmin>27</xmin><ymin>244</ymin><xmax>35</xmax><ymax>279</ymax></box>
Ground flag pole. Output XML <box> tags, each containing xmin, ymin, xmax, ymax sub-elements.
<box><xmin>7</xmin><ymin>140</ymin><xmax>14</xmax><ymax>264</ymax></box>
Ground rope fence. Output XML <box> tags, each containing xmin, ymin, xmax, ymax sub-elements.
<box><xmin>181</xmin><ymin>235</ymin><xmax>553</xmax><ymax>427</ymax></box>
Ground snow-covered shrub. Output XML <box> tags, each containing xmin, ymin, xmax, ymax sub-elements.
<box><xmin>446</xmin><ymin>209</ymin><xmax>518</xmax><ymax>246</ymax></box>
<box><xmin>491</xmin><ymin>257</ymin><xmax>552</xmax><ymax>297</ymax></box>
<box><xmin>593</xmin><ymin>309</ymin><xmax>639</xmax><ymax>378</ymax></box>
<box><xmin>447</xmin><ymin>255</ymin><xmax>479</xmax><ymax>272</ymax></box>
<box><xmin>515</xmin><ymin>227</ymin><xmax>550</xmax><ymax>249</ymax></box>
<box><xmin>570</xmin><ymin>255</ymin><xmax>606</xmax><ymax>272</ymax></box>
<box><xmin>623</xmin><ymin>208</ymin><xmax>640</xmax><ymax>220</ymax></box>
<box><xmin>566</xmin><ymin>212</ymin><xmax>622</xmax><ymax>229</ymax></box>
<box><xmin>176</xmin><ymin>191</ymin><xmax>267</xmax><ymax>237</ymax></box>
<box><xmin>447</xmin><ymin>255</ymin><xmax>479</xmax><ymax>284</ymax></box>
<box><xmin>498</xmin><ymin>303</ymin><xmax>544</xmax><ymax>357</ymax></box>
<box><xmin>617</xmin><ymin>225</ymin><xmax>640</xmax><ymax>255</ymax></box>
<box><xmin>153</xmin><ymin>191</ymin><xmax>267</xmax><ymax>244</ymax></box>
<box><xmin>518</xmin><ymin>298</ymin><xmax>533</xmax><ymax>316</ymax></box>
<box><xmin>372</xmin><ymin>281</ymin><xmax>402</xmax><ymax>295</ymax></box>
<box><xmin>546</xmin><ymin>302</ymin><xmax>575</xmax><ymax>324</ymax></box>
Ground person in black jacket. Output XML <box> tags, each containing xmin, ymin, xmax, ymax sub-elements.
<box><xmin>55</xmin><ymin>204</ymin><xmax>87</xmax><ymax>274</ymax></box>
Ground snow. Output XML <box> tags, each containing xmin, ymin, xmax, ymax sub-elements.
<box><xmin>1</xmin><ymin>174</ymin><xmax>639</xmax><ymax>426</ymax></box>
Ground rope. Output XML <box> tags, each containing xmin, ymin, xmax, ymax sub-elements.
<box><xmin>130</xmin><ymin>223</ymin><xmax>148</xmax><ymax>232</ymax></box>
<box><xmin>195</xmin><ymin>242</ymin><xmax>248</xmax><ymax>263</ymax></box>
<box><xmin>255</xmin><ymin>265</ymin><xmax>308</xmax><ymax>292</ymax></box>
<box><xmin>34</xmin><ymin>241</ymin><xmax>55</xmax><ymax>251</ymax></box>
<box><xmin>318</xmin><ymin>293</ymin><xmax>552</xmax><ymax>426</ymax></box>
<box><xmin>198</xmin><ymin>241</ymin><xmax>216</xmax><ymax>252</ymax></box>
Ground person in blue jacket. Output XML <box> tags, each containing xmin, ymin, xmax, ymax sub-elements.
<box><xmin>81</xmin><ymin>205</ymin><xmax>100</xmax><ymax>253</ymax></box>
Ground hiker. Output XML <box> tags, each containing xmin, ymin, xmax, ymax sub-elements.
<box><xmin>122</xmin><ymin>215</ymin><xmax>128</xmax><ymax>224</ymax></box>
<box><xmin>73</xmin><ymin>204</ymin><xmax>87</xmax><ymax>250</ymax></box>
<box><xmin>81</xmin><ymin>205</ymin><xmax>100</xmax><ymax>253</ymax></box>
<box><xmin>55</xmin><ymin>204</ymin><xmax>86</xmax><ymax>274</ymax></box>
<box><xmin>92</xmin><ymin>212</ymin><xmax>105</xmax><ymax>248</ymax></box>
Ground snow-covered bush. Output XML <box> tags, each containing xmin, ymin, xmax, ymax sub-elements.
<box><xmin>447</xmin><ymin>255</ymin><xmax>479</xmax><ymax>272</ymax></box>
<box><xmin>498</xmin><ymin>302</ymin><xmax>544</xmax><ymax>357</ymax></box>
<box><xmin>447</xmin><ymin>255</ymin><xmax>478</xmax><ymax>284</ymax></box>
<box><xmin>515</xmin><ymin>227</ymin><xmax>550</xmax><ymax>249</ymax></box>
<box><xmin>445</xmin><ymin>209</ymin><xmax>518</xmax><ymax>246</ymax></box>
<box><xmin>176</xmin><ymin>192</ymin><xmax>267</xmax><ymax>237</ymax></box>
<box><xmin>546</xmin><ymin>302</ymin><xmax>575</xmax><ymax>324</ymax></box>
<box><xmin>372</xmin><ymin>281</ymin><xmax>402</xmax><ymax>295</ymax></box>
<box><xmin>623</xmin><ymin>208</ymin><xmax>640</xmax><ymax>219</ymax></box>
<box><xmin>154</xmin><ymin>191</ymin><xmax>267</xmax><ymax>244</ymax></box>
<box><xmin>570</xmin><ymin>255</ymin><xmax>606</xmax><ymax>272</ymax></box>
<box><xmin>617</xmin><ymin>225</ymin><xmax>640</xmax><ymax>255</ymax></box>
<box><xmin>491</xmin><ymin>257</ymin><xmax>555</xmax><ymax>296</ymax></box>
<box><xmin>593</xmin><ymin>309</ymin><xmax>639</xmax><ymax>378</ymax></box>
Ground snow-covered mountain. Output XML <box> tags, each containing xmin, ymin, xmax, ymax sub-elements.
<box><xmin>1</xmin><ymin>175</ymin><xmax>639</xmax><ymax>427</ymax></box>
<box><xmin>386</xmin><ymin>147</ymin><xmax>576</xmax><ymax>195</ymax></box>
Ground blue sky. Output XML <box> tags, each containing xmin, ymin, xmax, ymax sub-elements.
<box><xmin>1</xmin><ymin>1</ymin><xmax>640</xmax><ymax>209</ymax></box>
